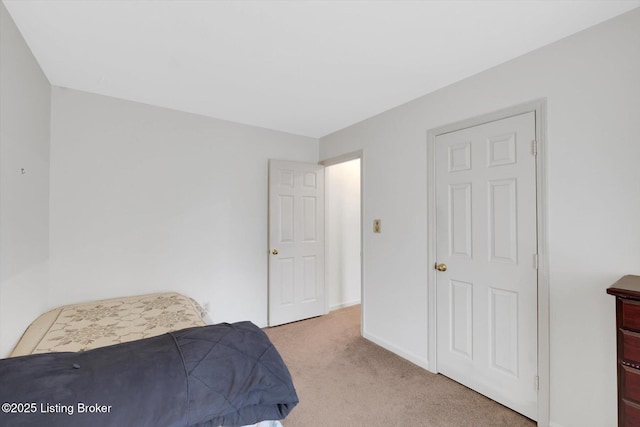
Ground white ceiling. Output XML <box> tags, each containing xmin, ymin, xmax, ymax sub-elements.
<box><xmin>3</xmin><ymin>1</ymin><xmax>639</xmax><ymax>138</ymax></box>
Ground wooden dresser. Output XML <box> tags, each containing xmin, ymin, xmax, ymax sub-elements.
<box><xmin>608</xmin><ymin>275</ymin><xmax>640</xmax><ymax>427</ymax></box>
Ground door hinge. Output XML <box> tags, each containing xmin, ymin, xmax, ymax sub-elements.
<box><xmin>531</xmin><ymin>139</ymin><xmax>538</xmax><ymax>156</ymax></box>
<box><xmin>533</xmin><ymin>254</ymin><xmax>539</xmax><ymax>270</ymax></box>
<box><xmin>534</xmin><ymin>375</ymin><xmax>540</xmax><ymax>391</ymax></box>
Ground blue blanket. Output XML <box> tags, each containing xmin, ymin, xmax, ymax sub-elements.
<box><xmin>0</xmin><ymin>322</ymin><xmax>298</xmax><ymax>426</ymax></box>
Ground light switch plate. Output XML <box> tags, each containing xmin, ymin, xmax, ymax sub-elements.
<box><xmin>373</xmin><ymin>219</ymin><xmax>381</xmax><ymax>233</ymax></box>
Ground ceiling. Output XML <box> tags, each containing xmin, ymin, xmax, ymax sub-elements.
<box><xmin>3</xmin><ymin>1</ymin><xmax>639</xmax><ymax>138</ymax></box>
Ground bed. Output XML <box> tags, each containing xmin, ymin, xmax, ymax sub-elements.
<box><xmin>1</xmin><ymin>292</ymin><xmax>298</xmax><ymax>427</ymax></box>
<box><xmin>9</xmin><ymin>292</ymin><xmax>208</xmax><ymax>357</ymax></box>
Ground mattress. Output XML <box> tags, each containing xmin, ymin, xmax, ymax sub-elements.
<box><xmin>2</xmin><ymin>323</ymin><xmax>297</xmax><ymax>427</ymax></box>
<box><xmin>9</xmin><ymin>292</ymin><xmax>206</xmax><ymax>357</ymax></box>
<box><xmin>6</xmin><ymin>293</ymin><xmax>291</xmax><ymax>427</ymax></box>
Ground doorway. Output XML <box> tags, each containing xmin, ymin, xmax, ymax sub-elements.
<box><xmin>325</xmin><ymin>158</ymin><xmax>361</xmax><ymax>313</ymax></box>
<box><xmin>267</xmin><ymin>154</ymin><xmax>363</xmax><ymax>328</ymax></box>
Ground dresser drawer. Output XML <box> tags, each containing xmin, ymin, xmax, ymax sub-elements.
<box><xmin>623</xmin><ymin>399</ymin><xmax>640</xmax><ymax>427</ymax></box>
<box><xmin>622</xmin><ymin>300</ymin><xmax>640</xmax><ymax>331</ymax></box>
<box><xmin>623</xmin><ymin>330</ymin><xmax>640</xmax><ymax>366</ymax></box>
<box><xmin>623</xmin><ymin>365</ymin><xmax>640</xmax><ymax>403</ymax></box>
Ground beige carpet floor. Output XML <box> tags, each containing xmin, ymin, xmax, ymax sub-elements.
<box><xmin>264</xmin><ymin>305</ymin><xmax>536</xmax><ymax>427</ymax></box>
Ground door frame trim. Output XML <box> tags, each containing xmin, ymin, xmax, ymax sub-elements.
<box><xmin>426</xmin><ymin>99</ymin><xmax>549</xmax><ymax>426</ymax></box>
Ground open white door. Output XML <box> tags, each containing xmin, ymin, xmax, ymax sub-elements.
<box><xmin>434</xmin><ymin>112</ymin><xmax>538</xmax><ymax>420</ymax></box>
<box><xmin>268</xmin><ymin>160</ymin><xmax>325</xmax><ymax>326</ymax></box>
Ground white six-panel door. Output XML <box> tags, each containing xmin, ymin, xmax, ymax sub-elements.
<box><xmin>435</xmin><ymin>112</ymin><xmax>538</xmax><ymax>420</ymax></box>
<box><xmin>268</xmin><ymin>160</ymin><xmax>325</xmax><ymax>326</ymax></box>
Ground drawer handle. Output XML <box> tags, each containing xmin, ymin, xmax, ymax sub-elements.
<box><xmin>622</xmin><ymin>361</ymin><xmax>640</xmax><ymax>369</ymax></box>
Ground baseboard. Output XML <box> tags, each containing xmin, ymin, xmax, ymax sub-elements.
<box><xmin>329</xmin><ymin>299</ymin><xmax>361</xmax><ymax>311</ymax></box>
<box><xmin>363</xmin><ymin>330</ymin><xmax>429</xmax><ymax>370</ymax></box>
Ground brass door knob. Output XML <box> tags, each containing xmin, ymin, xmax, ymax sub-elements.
<box><xmin>272</xmin><ymin>249</ymin><xmax>279</xmax><ymax>255</ymax></box>
<box><xmin>435</xmin><ymin>263</ymin><xmax>447</xmax><ymax>272</ymax></box>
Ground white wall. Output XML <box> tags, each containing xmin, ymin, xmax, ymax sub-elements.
<box><xmin>326</xmin><ymin>159</ymin><xmax>361</xmax><ymax>310</ymax></box>
<box><xmin>0</xmin><ymin>3</ymin><xmax>51</xmax><ymax>357</ymax></box>
<box><xmin>49</xmin><ymin>87</ymin><xmax>318</xmax><ymax>328</ymax></box>
<box><xmin>319</xmin><ymin>8</ymin><xmax>640</xmax><ymax>427</ymax></box>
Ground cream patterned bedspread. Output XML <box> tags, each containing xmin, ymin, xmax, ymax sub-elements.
<box><xmin>10</xmin><ymin>292</ymin><xmax>206</xmax><ymax>357</ymax></box>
